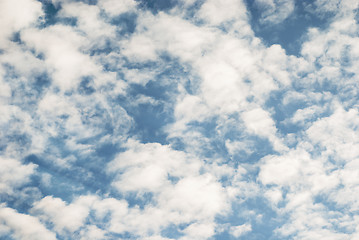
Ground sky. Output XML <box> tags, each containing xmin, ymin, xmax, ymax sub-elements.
<box><xmin>1</xmin><ymin>0</ymin><xmax>359</xmax><ymax>239</ymax></box>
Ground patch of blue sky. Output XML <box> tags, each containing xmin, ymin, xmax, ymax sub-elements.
<box><xmin>82</xmin><ymin>0</ymin><xmax>98</xmax><ymax>5</ymax></box>
<box><xmin>186</xmin><ymin>117</ymin><xmax>224</xmax><ymax>140</ymax></box>
<box><xmin>110</xmin><ymin>12</ymin><xmax>138</xmax><ymax>36</ymax></box>
<box><xmin>313</xmin><ymin>193</ymin><xmax>349</xmax><ymax>216</ymax></box>
<box><xmin>77</xmin><ymin>76</ymin><xmax>96</xmax><ymax>95</ymax></box>
<box><xmin>10</xmin><ymin>32</ymin><xmax>22</xmax><ymax>45</ymax></box>
<box><xmin>117</xmin><ymin>93</ymin><xmax>172</xmax><ymax>144</ymax></box>
<box><xmin>2</xmin><ymin>65</ymin><xmax>49</xmax><ymax>107</ymax></box>
<box><xmin>0</xmin><ymin>186</ymin><xmax>41</xmax><ymax>214</ymax></box>
<box><xmin>225</xmin><ymin>137</ymin><xmax>275</xmax><ymax>167</ymax></box>
<box><xmin>95</xmin><ymin>142</ymin><xmax>123</xmax><ymax>161</ymax></box>
<box><xmin>214</xmin><ymin>231</ymin><xmax>233</xmax><ymax>240</ymax></box>
<box><xmin>183</xmin><ymin>75</ymin><xmax>201</xmax><ymax>95</ymax></box>
<box><xmin>180</xmin><ymin>0</ymin><xmax>207</xmax><ymax>22</ymax></box>
<box><xmin>87</xmin><ymin>209</ymin><xmax>111</xmax><ymax>226</ymax></box>
<box><xmin>121</xmin><ymin>192</ymin><xmax>155</xmax><ymax>209</ymax></box>
<box><xmin>121</xmin><ymin>61</ymin><xmax>159</xmax><ymax>77</ymax></box>
<box><xmin>244</xmin><ymin>0</ymin><xmax>333</xmax><ymax>56</ymax></box>
<box><xmin>24</xmin><ymin>155</ymin><xmax>91</xmax><ymax>200</ymax></box>
<box><xmin>128</xmin><ymin>102</ymin><xmax>172</xmax><ymax>144</ymax></box>
<box><xmin>37</xmin><ymin>142</ymin><xmax>119</xmax><ymax>196</ymax></box>
<box><xmin>214</xmin><ymin>196</ymin><xmax>281</xmax><ymax>240</ymax></box>
<box><xmin>136</xmin><ymin>0</ymin><xmax>178</xmax><ymax>13</ymax></box>
<box><xmin>88</xmin><ymin>41</ymin><xmax>117</xmax><ymax>57</ymax></box>
<box><xmin>240</xmin><ymin>137</ymin><xmax>275</xmax><ymax>162</ymax></box>
<box><xmin>108</xmin><ymin>232</ymin><xmax>135</xmax><ymax>240</ymax></box>
<box><xmin>28</xmin><ymin>134</ymin><xmax>117</xmax><ymax>198</ymax></box>
<box><xmin>117</xmin><ymin>60</ymin><xmax>190</xmax><ymax>143</ymax></box>
<box><xmin>37</xmin><ymin>0</ymin><xmax>61</xmax><ymax>27</ymax></box>
<box><xmin>265</xmin><ymin>89</ymin><xmax>332</xmax><ymax>135</ymax></box>
<box><xmin>6</xmin><ymin>133</ymin><xmax>32</xmax><ymax>150</ymax></box>
<box><xmin>161</xmin><ymin>223</ymin><xmax>185</xmax><ymax>239</ymax></box>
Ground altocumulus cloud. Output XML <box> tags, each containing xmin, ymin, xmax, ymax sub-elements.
<box><xmin>1</xmin><ymin>0</ymin><xmax>359</xmax><ymax>239</ymax></box>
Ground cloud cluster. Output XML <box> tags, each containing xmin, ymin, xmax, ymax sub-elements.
<box><xmin>1</xmin><ymin>0</ymin><xmax>359</xmax><ymax>239</ymax></box>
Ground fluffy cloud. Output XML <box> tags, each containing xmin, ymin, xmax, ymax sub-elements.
<box><xmin>107</xmin><ymin>141</ymin><xmax>228</xmax><ymax>238</ymax></box>
<box><xmin>21</xmin><ymin>25</ymin><xmax>100</xmax><ymax>92</ymax></box>
<box><xmin>230</xmin><ymin>223</ymin><xmax>252</xmax><ymax>238</ymax></box>
<box><xmin>197</xmin><ymin>0</ymin><xmax>248</xmax><ymax>27</ymax></box>
<box><xmin>0</xmin><ymin>206</ymin><xmax>56</xmax><ymax>240</ymax></box>
<box><xmin>0</xmin><ymin>0</ymin><xmax>42</xmax><ymax>46</ymax></box>
<box><xmin>31</xmin><ymin>196</ymin><xmax>92</xmax><ymax>233</ymax></box>
<box><xmin>0</xmin><ymin>157</ymin><xmax>36</xmax><ymax>195</ymax></box>
<box><xmin>98</xmin><ymin>0</ymin><xmax>137</xmax><ymax>17</ymax></box>
<box><xmin>2</xmin><ymin>0</ymin><xmax>359</xmax><ymax>239</ymax></box>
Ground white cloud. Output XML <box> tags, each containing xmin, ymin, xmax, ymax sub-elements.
<box><xmin>59</xmin><ymin>2</ymin><xmax>116</xmax><ymax>41</ymax></box>
<box><xmin>262</xmin><ymin>44</ymin><xmax>291</xmax><ymax>86</ymax></box>
<box><xmin>122</xmin><ymin>12</ymin><xmax>216</xmax><ymax>63</ymax></box>
<box><xmin>174</xmin><ymin>94</ymin><xmax>210</xmax><ymax>126</ymax></box>
<box><xmin>242</xmin><ymin>107</ymin><xmax>287</xmax><ymax>152</ymax></box>
<box><xmin>230</xmin><ymin>223</ymin><xmax>252</xmax><ymax>238</ymax></box>
<box><xmin>196</xmin><ymin>58</ymin><xmax>250</xmax><ymax>113</ymax></box>
<box><xmin>0</xmin><ymin>206</ymin><xmax>56</xmax><ymax>240</ymax></box>
<box><xmin>264</xmin><ymin>188</ymin><xmax>283</xmax><ymax>205</ymax></box>
<box><xmin>107</xmin><ymin>140</ymin><xmax>228</xmax><ymax>238</ymax></box>
<box><xmin>290</xmin><ymin>105</ymin><xmax>325</xmax><ymax>125</ymax></box>
<box><xmin>0</xmin><ymin>157</ymin><xmax>36</xmax><ymax>195</ymax></box>
<box><xmin>306</xmin><ymin>106</ymin><xmax>359</xmax><ymax>162</ymax></box>
<box><xmin>225</xmin><ymin>139</ymin><xmax>254</xmax><ymax>156</ymax></box>
<box><xmin>0</xmin><ymin>44</ymin><xmax>46</xmax><ymax>78</ymax></box>
<box><xmin>79</xmin><ymin>225</ymin><xmax>108</xmax><ymax>240</ymax></box>
<box><xmin>2</xmin><ymin>0</ymin><xmax>359</xmax><ymax>239</ymax></box>
<box><xmin>158</xmin><ymin>174</ymin><xmax>228</xmax><ymax>221</ymax></box>
<box><xmin>181</xmin><ymin>222</ymin><xmax>215</xmax><ymax>240</ymax></box>
<box><xmin>108</xmin><ymin>140</ymin><xmax>202</xmax><ymax>193</ymax></box>
<box><xmin>259</xmin><ymin>150</ymin><xmax>305</xmax><ymax>186</ymax></box>
<box><xmin>121</xmin><ymin>34</ymin><xmax>159</xmax><ymax>62</ymax></box>
<box><xmin>31</xmin><ymin>196</ymin><xmax>93</xmax><ymax>234</ymax></box>
<box><xmin>21</xmin><ymin>25</ymin><xmax>101</xmax><ymax>92</ymax></box>
<box><xmin>98</xmin><ymin>0</ymin><xmax>137</xmax><ymax>17</ymax></box>
<box><xmin>311</xmin><ymin>0</ymin><xmax>358</xmax><ymax>18</ymax></box>
<box><xmin>197</xmin><ymin>0</ymin><xmax>248</xmax><ymax>27</ymax></box>
<box><xmin>0</xmin><ymin>0</ymin><xmax>43</xmax><ymax>46</ymax></box>
<box><xmin>259</xmin><ymin>148</ymin><xmax>339</xmax><ymax>194</ymax></box>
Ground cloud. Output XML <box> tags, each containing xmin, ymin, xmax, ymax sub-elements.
<box><xmin>254</xmin><ymin>0</ymin><xmax>295</xmax><ymax>24</ymax></box>
<box><xmin>306</xmin><ymin>105</ymin><xmax>359</xmax><ymax>161</ymax></box>
<box><xmin>241</xmin><ymin>107</ymin><xmax>287</xmax><ymax>152</ymax></box>
<box><xmin>107</xmin><ymin>140</ymin><xmax>228</xmax><ymax>238</ymax></box>
<box><xmin>230</xmin><ymin>223</ymin><xmax>252</xmax><ymax>238</ymax></box>
<box><xmin>58</xmin><ymin>2</ymin><xmax>116</xmax><ymax>41</ymax></box>
<box><xmin>197</xmin><ymin>0</ymin><xmax>248</xmax><ymax>27</ymax></box>
<box><xmin>0</xmin><ymin>0</ymin><xmax>43</xmax><ymax>46</ymax></box>
<box><xmin>0</xmin><ymin>206</ymin><xmax>56</xmax><ymax>240</ymax></box>
<box><xmin>98</xmin><ymin>0</ymin><xmax>137</xmax><ymax>17</ymax></box>
<box><xmin>79</xmin><ymin>225</ymin><xmax>108</xmax><ymax>240</ymax></box>
<box><xmin>2</xmin><ymin>0</ymin><xmax>359</xmax><ymax>239</ymax></box>
<box><xmin>181</xmin><ymin>222</ymin><xmax>215</xmax><ymax>239</ymax></box>
<box><xmin>157</xmin><ymin>174</ymin><xmax>228</xmax><ymax>221</ymax></box>
<box><xmin>108</xmin><ymin>140</ymin><xmax>202</xmax><ymax>193</ymax></box>
<box><xmin>0</xmin><ymin>157</ymin><xmax>36</xmax><ymax>195</ymax></box>
<box><xmin>21</xmin><ymin>25</ymin><xmax>100</xmax><ymax>92</ymax></box>
<box><xmin>31</xmin><ymin>195</ymin><xmax>92</xmax><ymax>234</ymax></box>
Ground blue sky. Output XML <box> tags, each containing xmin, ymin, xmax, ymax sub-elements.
<box><xmin>1</xmin><ymin>0</ymin><xmax>359</xmax><ymax>239</ymax></box>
